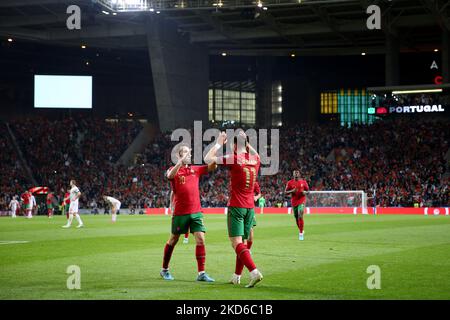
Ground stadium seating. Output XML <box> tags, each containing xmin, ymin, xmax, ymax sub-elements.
<box><xmin>0</xmin><ymin>117</ymin><xmax>448</xmax><ymax>211</ymax></box>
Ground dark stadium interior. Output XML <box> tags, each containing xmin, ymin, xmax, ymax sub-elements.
<box><xmin>2</xmin><ymin>0</ymin><xmax>450</xmax><ymax>304</ymax></box>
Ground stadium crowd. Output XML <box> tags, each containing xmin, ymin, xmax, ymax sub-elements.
<box><xmin>0</xmin><ymin>124</ymin><xmax>30</xmax><ymax>211</ymax></box>
<box><xmin>0</xmin><ymin>116</ymin><xmax>448</xmax><ymax>212</ymax></box>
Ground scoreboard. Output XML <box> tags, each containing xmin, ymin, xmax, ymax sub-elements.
<box><xmin>367</xmin><ymin>86</ymin><xmax>450</xmax><ymax>117</ymax></box>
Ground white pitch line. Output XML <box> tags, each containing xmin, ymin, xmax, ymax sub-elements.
<box><xmin>0</xmin><ymin>241</ymin><xmax>30</xmax><ymax>245</ymax></box>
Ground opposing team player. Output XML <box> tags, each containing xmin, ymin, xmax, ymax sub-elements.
<box><xmin>160</xmin><ymin>145</ymin><xmax>216</xmax><ymax>282</ymax></box>
<box><xmin>62</xmin><ymin>180</ymin><xmax>84</xmax><ymax>229</ymax></box>
<box><xmin>103</xmin><ymin>195</ymin><xmax>121</xmax><ymax>222</ymax></box>
<box><xmin>205</xmin><ymin>131</ymin><xmax>263</xmax><ymax>288</ymax></box>
<box><xmin>285</xmin><ymin>170</ymin><xmax>309</xmax><ymax>240</ymax></box>
<box><xmin>9</xmin><ymin>196</ymin><xmax>19</xmax><ymax>218</ymax></box>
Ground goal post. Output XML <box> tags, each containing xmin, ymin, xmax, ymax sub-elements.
<box><xmin>305</xmin><ymin>191</ymin><xmax>368</xmax><ymax>214</ymax></box>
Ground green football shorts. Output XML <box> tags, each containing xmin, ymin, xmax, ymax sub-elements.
<box><xmin>171</xmin><ymin>212</ymin><xmax>206</xmax><ymax>235</ymax></box>
<box><xmin>293</xmin><ymin>204</ymin><xmax>305</xmax><ymax>219</ymax></box>
<box><xmin>227</xmin><ymin>207</ymin><xmax>255</xmax><ymax>240</ymax></box>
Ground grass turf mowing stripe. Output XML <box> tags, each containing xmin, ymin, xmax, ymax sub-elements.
<box><xmin>0</xmin><ymin>214</ymin><xmax>449</xmax><ymax>299</ymax></box>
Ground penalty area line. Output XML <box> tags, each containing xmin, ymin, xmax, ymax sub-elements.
<box><xmin>0</xmin><ymin>241</ymin><xmax>30</xmax><ymax>245</ymax></box>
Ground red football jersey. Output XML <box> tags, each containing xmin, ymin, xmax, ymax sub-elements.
<box><xmin>254</xmin><ymin>181</ymin><xmax>261</xmax><ymax>195</ymax></box>
<box><xmin>46</xmin><ymin>194</ymin><xmax>53</xmax><ymax>205</ymax></box>
<box><xmin>21</xmin><ymin>193</ymin><xmax>30</xmax><ymax>205</ymax></box>
<box><xmin>64</xmin><ymin>192</ymin><xmax>70</xmax><ymax>205</ymax></box>
<box><xmin>286</xmin><ymin>179</ymin><xmax>309</xmax><ymax>207</ymax></box>
<box><xmin>221</xmin><ymin>153</ymin><xmax>260</xmax><ymax>208</ymax></box>
<box><xmin>169</xmin><ymin>165</ymin><xmax>208</xmax><ymax>215</ymax></box>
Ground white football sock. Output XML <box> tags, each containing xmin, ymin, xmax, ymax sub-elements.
<box><xmin>250</xmin><ymin>269</ymin><xmax>259</xmax><ymax>277</ymax></box>
<box><xmin>67</xmin><ymin>214</ymin><xmax>74</xmax><ymax>225</ymax></box>
<box><xmin>75</xmin><ymin>214</ymin><xmax>83</xmax><ymax>225</ymax></box>
<box><xmin>112</xmin><ymin>213</ymin><xmax>117</xmax><ymax>222</ymax></box>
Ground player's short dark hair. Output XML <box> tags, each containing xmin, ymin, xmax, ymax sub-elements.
<box><xmin>232</xmin><ymin>131</ymin><xmax>249</xmax><ymax>153</ymax></box>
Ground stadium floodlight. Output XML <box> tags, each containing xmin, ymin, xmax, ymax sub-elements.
<box><xmin>391</xmin><ymin>89</ymin><xmax>442</xmax><ymax>94</ymax></box>
<box><xmin>306</xmin><ymin>191</ymin><xmax>368</xmax><ymax>214</ymax></box>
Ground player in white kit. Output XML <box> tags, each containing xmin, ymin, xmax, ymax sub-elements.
<box><xmin>9</xmin><ymin>196</ymin><xmax>19</xmax><ymax>218</ymax></box>
<box><xmin>30</xmin><ymin>194</ymin><xmax>36</xmax><ymax>215</ymax></box>
<box><xmin>62</xmin><ymin>180</ymin><xmax>84</xmax><ymax>229</ymax></box>
<box><xmin>103</xmin><ymin>195</ymin><xmax>121</xmax><ymax>222</ymax></box>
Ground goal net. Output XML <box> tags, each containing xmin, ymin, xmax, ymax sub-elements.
<box><xmin>305</xmin><ymin>191</ymin><xmax>368</xmax><ymax>214</ymax></box>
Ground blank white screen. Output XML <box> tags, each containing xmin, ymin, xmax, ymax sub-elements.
<box><xmin>34</xmin><ymin>75</ymin><xmax>92</xmax><ymax>109</ymax></box>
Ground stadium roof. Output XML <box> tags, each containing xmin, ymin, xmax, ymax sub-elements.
<box><xmin>0</xmin><ymin>0</ymin><xmax>446</xmax><ymax>56</ymax></box>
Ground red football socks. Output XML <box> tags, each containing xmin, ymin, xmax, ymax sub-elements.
<box><xmin>298</xmin><ymin>218</ymin><xmax>304</xmax><ymax>233</ymax></box>
<box><xmin>196</xmin><ymin>245</ymin><xmax>206</xmax><ymax>272</ymax></box>
<box><xmin>235</xmin><ymin>243</ymin><xmax>256</xmax><ymax>273</ymax></box>
<box><xmin>235</xmin><ymin>241</ymin><xmax>253</xmax><ymax>275</ymax></box>
<box><xmin>162</xmin><ymin>243</ymin><xmax>175</xmax><ymax>269</ymax></box>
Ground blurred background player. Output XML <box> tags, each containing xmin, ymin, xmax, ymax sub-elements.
<box><xmin>255</xmin><ymin>183</ymin><xmax>265</xmax><ymax>214</ymax></box>
<box><xmin>169</xmin><ymin>190</ymin><xmax>190</xmax><ymax>244</ymax></box>
<box><xmin>205</xmin><ymin>130</ymin><xmax>263</xmax><ymax>288</ymax></box>
<box><xmin>160</xmin><ymin>145</ymin><xmax>216</xmax><ymax>282</ymax></box>
<box><xmin>285</xmin><ymin>170</ymin><xmax>309</xmax><ymax>241</ymax></box>
<box><xmin>46</xmin><ymin>192</ymin><xmax>54</xmax><ymax>218</ymax></box>
<box><xmin>103</xmin><ymin>195</ymin><xmax>121</xmax><ymax>222</ymax></box>
<box><xmin>30</xmin><ymin>192</ymin><xmax>37</xmax><ymax>216</ymax></box>
<box><xmin>21</xmin><ymin>191</ymin><xmax>32</xmax><ymax>219</ymax></box>
<box><xmin>61</xmin><ymin>188</ymin><xmax>70</xmax><ymax>220</ymax></box>
<box><xmin>9</xmin><ymin>196</ymin><xmax>19</xmax><ymax>218</ymax></box>
<box><xmin>62</xmin><ymin>180</ymin><xmax>84</xmax><ymax>229</ymax></box>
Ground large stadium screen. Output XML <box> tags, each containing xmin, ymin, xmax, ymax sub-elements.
<box><xmin>34</xmin><ymin>75</ymin><xmax>92</xmax><ymax>109</ymax></box>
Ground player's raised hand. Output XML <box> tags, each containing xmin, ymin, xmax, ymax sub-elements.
<box><xmin>217</xmin><ymin>131</ymin><xmax>227</xmax><ymax>145</ymax></box>
<box><xmin>179</xmin><ymin>151</ymin><xmax>190</xmax><ymax>163</ymax></box>
<box><xmin>238</xmin><ymin>130</ymin><xmax>247</xmax><ymax>140</ymax></box>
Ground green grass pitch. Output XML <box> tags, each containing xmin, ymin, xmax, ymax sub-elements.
<box><xmin>1</xmin><ymin>214</ymin><xmax>450</xmax><ymax>300</ymax></box>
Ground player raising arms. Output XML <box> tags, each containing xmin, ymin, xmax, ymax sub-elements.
<box><xmin>205</xmin><ymin>130</ymin><xmax>263</xmax><ymax>288</ymax></box>
<box><xmin>103</xmin><ymin>195</ymin><xmax>121</xmax><ymax>222</ymax></box>
<box><xmin>62</xmin><ymin>180</ymin><xmax>84</xmax><ymax>229</ymax></box>
<box><xmin>285</xmin><ymin>170</ymin><xmax>309</xmax><ymax>240</ymax></box>
<box><xmin>160</xmin><ymin>144</ymin><xmax>216</xmax><ymax>282</ymax></box>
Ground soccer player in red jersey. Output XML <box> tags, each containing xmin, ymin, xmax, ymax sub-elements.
<box><xmin>46</xmin><ymin>192</ymin><xmax>54</xmax><ymax>218</ymax></box>
<box><xmin>170</xmin><ymin>189</ymin><xmax>190</xmax><ymax>244</ymax></box>
<box><xmin>160</xmin><ymin>144</ymin><xmax>216</xmax><ymax>282</ymax></box>
<box><xmin>285</xmin><ymin>170</ymin><xmax>309</xmax><ymax>240</ymax></box>
<box><xmin>21</xmin><ymin>191</ymin><xmax>32</xmax><ymax>219</ymax></box>
<box><xmin>232</xmin><ymin>180</ymin><xmax>262</xmax><ymax>284</ymax></box>
<box><xmin>205</xmin><ymin>130</ymin><xmax>263</xmax><ymax>288</ymax></box>
<box><xmin>60</xmin><ymin>189</ymin><xmax>70</xmax><ymax>220</ymax></box>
